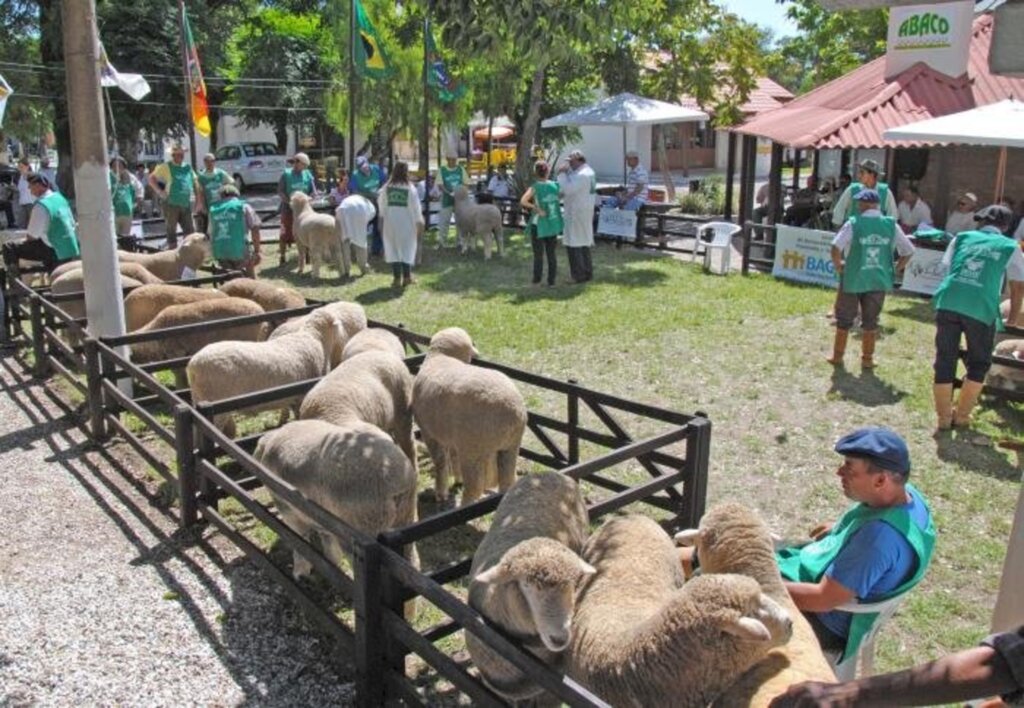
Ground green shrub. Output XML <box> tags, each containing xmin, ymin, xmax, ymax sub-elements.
<box><xmin>677</xmin><ymin>175</ymin><xmax>726</xmax><ymax>215</ymax></box>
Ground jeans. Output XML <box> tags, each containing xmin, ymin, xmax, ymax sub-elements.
<box><xmin>531</xmin><ymin>230</ymin><xmax>557</xmax><ymax>285</ymax></box>
<box><xmin>162</xmin><ymin>203</ymin><xmax>194</xmax><ymax>246</ymax></box>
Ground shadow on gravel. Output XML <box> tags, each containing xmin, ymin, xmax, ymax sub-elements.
<box><xmin>827</xmin><ymin>366</ymin><xmax>908</xmax><ymax>407</ymax></box>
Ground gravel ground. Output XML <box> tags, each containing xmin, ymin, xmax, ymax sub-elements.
<box><xmin>0</xmin><ymin>353</ymin><xmax>355</xmax><ymax>706</ymax></box>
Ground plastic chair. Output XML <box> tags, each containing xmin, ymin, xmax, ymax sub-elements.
<box><xmin>831</xmin><ymin>593</ymin><xmax>908</xmax><ymax>681</ymax></box>
<box><xmin>695</xmin><ymin>221</ymin><xmax>741</xmax><ymax>274</ymax></box>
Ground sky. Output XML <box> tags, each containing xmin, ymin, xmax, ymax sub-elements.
<box><xmin>719</xmin><ymin>0</ymin><xmax>798</xmax><ymax>39</ymax></box>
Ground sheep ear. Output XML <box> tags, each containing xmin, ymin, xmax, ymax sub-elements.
<box><xmin>674</xmin><ymin>529</ymin><xmax>701</xmax><ymax>546</ymax></box>
<box><xmin>576</xmin><ymin>559</ymin><xmax>596</xmax><ymax>576</ymax></box>
<box><xmin>723</xmin><ymin>616</ymin><xmax>771</xmax><ymax>642</ymax></box>
<box><xmin>474</xmin><ymin>563</ymin><xmax>512</xmax><ymax>585</ymax></box>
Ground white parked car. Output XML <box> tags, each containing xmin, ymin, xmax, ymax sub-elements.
<box><xmin>214</xmin><ymin>142</ymin><xmax>288</xmax><ymax>190</ymax></box>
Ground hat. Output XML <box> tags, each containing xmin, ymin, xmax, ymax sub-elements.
<box><xmin>110</xmin><ymin>155</ymin><xmax>127</xmax><ymax>167</ymax></box>
<box><xmin>293</xmin><ymin>152</ymin><xmax>310</xmax><ymax>166</ymax></box>
<box><xmin>26</xmin><ymin>172</ymin><xmax>51</xmax><ymax>189</ymax></box>
<box><xmin>625</xmin><ymin>149</ymin><xmax>639</xmax><ymax>159</ymax></box>
<box><xmin>974</xmin><ymin>204</ymin><xmax>1014</xmax><ymax>229</ymax></box>
<box><xmin>960</xmin><ymin>192</ymin><xmax>978</xmax><ymax>205</ymax></box>
<box><xmin>834</xmin><ymin>427</ymin><xmax>911</xmax><ymax>476</ymax></box>
<box><xmin>857</xmin><ymin>158</ymin><xmax>884</xmax><ymax>177</ymax></box>
<box><xmin>568</xmin><ymin>149</ymin><xmax>585</xmax><ymax>161</ymax></box>
<box><xmin>356</xmin><ymin>155</ymin><xmax>369</xmax><ymax>168</ymax></box>
<box><xmin>854</xmin><ymin>188</ymin><xmax>880</xmax><ymax>203</ymax></box>
<box><xmin>220</xmin><ymin>184</ymin><xmax>241</xmax><ymax>199</ymax></box>
<box><xmin>203</xmin><ymin>152</ymin><xmax>216</xmax><ymax>161</ymax></box>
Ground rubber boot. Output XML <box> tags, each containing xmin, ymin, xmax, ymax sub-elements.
<box><xmin>861</xmin><ymin>330</ymin><xmax>877</xmax><ymax>369</ymax></box>
<box><xmin>826</xmin><ymin>329</ymin><xmax>849</xmax><ymax>366</ymax></box>
<box><xmin>933</xmin><ymin>383</ymin><xmax>954</xmax><ymax>431</ymax></box>
<box><xmin>278</xmin><ymin>242</ymin><xmax>286</xmax><ymax>266</ymax></box>
<box><xmin>953</xmin><ymin>379</ymin><xmax>985</xmax><ymax>428</ymax></box>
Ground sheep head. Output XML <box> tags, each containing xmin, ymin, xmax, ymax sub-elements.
<box><xmin>453</xmin><ymin>185</ymin><xmax>470</xmax><ymax>202</ymax></box>
<box><xmin>290</xmin><ymin>191</ymin><xmax>311</xmax><ymax>214</ymax></box>
<box><xmin>428</xmin><ymin>327</ymin><xmax>479</xmax><ymax>362</ymax></box>
<box><xmin>179</xmin><ymin>232</ymin><xmax>212</xmax><ymax>269</ymax></box>
<box><xmin>682</xmin><ymin>574</ymin><xmax>793</xmax><ymax>647</ymax></box>
<box><xmin>303</xmin><ymin>310</ymin><xmax>345</xmax><ymax>372</ymax></box>
<box><xmin>474</xmin><ymin>537</ymin><xmax>595</xmax><ymax>653</ymax></box>
<box><xmin>675</xmin><ymin>502</ymin><xmax>781</xmax><ymax>591</ymax></box>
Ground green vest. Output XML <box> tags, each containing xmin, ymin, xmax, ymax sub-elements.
<box><xmin>283</xmin><ymin>168</ymin><xmax>314</xmax><ymax>198</ymax></box>
<box><xmin>933</xmin><ymin>229</ymin><xmax>1018</xmax><ymax>328</ymax></box>
<box><xmin>440</xmin><ymin>164</ymin><xmax>467</xmax><ymax>207</ymax></box>
<box><xmin>209</xmin><ymin>198</ymin><xmax>247</xmax><ymax>261</ymax></box>
<box><xmin>842</xmin><ymin>215</ymin><xmax>898</xmax><ymax>294</ymax></box>
<box><xmin>385</xmin><ymin>185</ymin><xmax>410</xmax><ymax>208</ymax></box>
<box><xmin>845</xmin><ymin>182</ymin><xmax>891</xmax><ymax>221</ymax></box>
<box><xmin>352</xmin><ymin>167</ymin><xmax>382</xmax><ymax>198</ymax></box>
<box><xmin>109</xmin><ymin>170</ymin><xmax>135</xmax><ymax>217</ymax></box>
<box><xmin>38</xmin><ymin>192</ymin><xmax>81</xmax><ymax>260</ymax></box>
<box><xmin>167</xmin><ymin>162</ymin><xmax>195</xmax><ymax>208</ymax></box>
<box><xmin>777</xmin><ymin>483</ymin><xmax>935</xmax><ymax>662</ymax></box>
<box><xmin>531</xmin><ymin>180</ymin><xmax>563</xmax><ymax>239</ymax></box>
<box><xmin>198</xmin><ymin>167</ymin><xmax>230</xmax><ymax>207</ymax></box>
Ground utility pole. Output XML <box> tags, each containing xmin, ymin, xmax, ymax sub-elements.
<box><xmin>420</xmin><ymin>2</ymin><xmax>432</xmax><ymax>227</ymax></box>
<box><xmin>61</xmin><ymin>0</ymin><xmax>127</xmax><ymax>343</ymax></box>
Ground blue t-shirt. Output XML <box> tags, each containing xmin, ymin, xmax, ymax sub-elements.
<box><xmin>817</xmin><ymin>487</ymin><xmax>931</xmax><ymax>638</ymax></box>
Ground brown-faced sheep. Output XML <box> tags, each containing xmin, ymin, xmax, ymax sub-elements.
<box><xmin>453</xmin><ymin>185</ymin><xmax>503</xmax><ymax>259</ymax></box>
<box><xmin>269</xmin><ymin>301</ymin><xmax>367</xmax><ymax>368</ymax></box>
<box><xmin>187</xmin><ymin>309</ymin><xmax>343</xmax><ymax>437</ymax></box>
<box><xmin>117</xmin><ymin>232</ymin><xmax>211</xmax><ymax>281</ymax></box>
<box><xmin>340</xmin><ymin>327</ymin><xmax>405</xmax><ymax>362</ymax></box>
<box><xmin>569</xmin><ymin>514</ymin><xmax>793</xmax><ymax>708</ymax></box>
<box><xmin>291</xmin><ymin>192</ymin><xmax>343</xmax><ymax>277</ymax></box>
<box><xmin>123</xmin><ymin>283</ymin><xmax>228</xmax><ymax>332</ymax></box>
<box><xmin>466</xmin><ymin>472</ymin><xmax>593</xmax><ymax>703</ymax></box>
<box><xmin>218</xmin><ymin>277</ymin><xmax>307</xmax><ymax>315</ymax></box>
<box><xmin>412</xmin><ymin>327</ymin><xmax>526</xmax><ymax>506</ymax></box>
<box><xmin>674</xmin><ymin>503</ymin><xmax>836</xmax><ymax>707</ymax></box>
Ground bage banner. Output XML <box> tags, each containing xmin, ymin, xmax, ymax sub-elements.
<box><xmin>772</xmin><ymin>226</ymin><xmax>839</xmax><ymax>288</ymax></box>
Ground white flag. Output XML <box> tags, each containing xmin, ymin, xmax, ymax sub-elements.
<box><xmin>0</xmin><ymin>73</ymin><xmax>12</xmax><ymax>128</ymax></box>
<box><xmin>99</xmin><ymin>43</ymin><xmax>151</xmax><ymax>101</ymax></box>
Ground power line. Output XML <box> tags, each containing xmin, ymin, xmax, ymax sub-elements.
<box><xmin>0</xmin><ymin>60</ymin><xmax>338</xmax><ymax>86</ymax></box>
<box><xmin>9</xmin><ymin>92</ymin><xmax>329</xmax><ymax>112</ymax></box>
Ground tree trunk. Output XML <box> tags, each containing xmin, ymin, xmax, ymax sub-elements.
<box><xmin>39</xmin><ymin>0</ymin><xmax>73</xmax><ymax>198</ymax></box>
<box><xmin>513</xmin><ymin>63</ymin><xmax>547</xmax><ymax>196</ymax></box>
<box><xmin>274</xmin><ymin>121</ymin><xmax>288</xmax><ymax>154</ymax></box>
<box><xmin>657</xmin><ymin>126</ymin><xmax>676</xmax><ymax>202</ymax></box>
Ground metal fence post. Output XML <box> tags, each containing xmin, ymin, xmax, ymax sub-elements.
<box><xmin>567</xmin><ymin>379</ymin><xmax>580</xmax><ymax>465</ymax></box>
<box><xmin>29</xmin><ymin>295</ymin><xmax>48</xmax><ymax>377</ymax></box>
<box><xmin>679</xmin><ymin>416</ymin><xmax>711</xmax><ymax>528</ymax></box>
<box><xmin>174</xmin><ymin>404</ymin><xmax>198</xmax><ymax>528</ymax></box>
<box><xmin>352</xmin><ymin>539</ymin><xmax>385</xmax><ymax>707</ymax></box>
<box><xmin>83</xmin><ymin>339</ymin><xmax>107</xmax><ymax>440</ymax></box>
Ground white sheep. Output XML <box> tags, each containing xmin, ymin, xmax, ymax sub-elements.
<box><xmin>187</xmin><ymin>308</ymin><xmax>343</xmax><ymax>437</ymax></box>
<box><xmin>412</xmin><ymin>327</ymin><xmax>526</xmax><ymax>506</ymax></box>
<box><xmin>299</xmin><ymin>349</ymin><xmax>416</xmax><ymax>469</ymax></box>
<box><xmin>49</xmin><ymin>260</ymin><xmax>160</xmax><ymax>325</ymax></box>
<box><xmin>1000</xmin><ymin>300</ymin><xmax>1024</xmax><ymax>330</ymax></box>
<box><xmin>987</xmin><ymin>339</ymin><xmax>1024</xmax><ymax>392</ymax></box>
<box><xmin>340</xmin><ymin>327</ymin><xmax>405</xmax><ymax>362</ymax></box>
<box><xmin>123</xmin><ymin>283</ymin><xmax>228</xmax><ymax>332</ymax></box>
<box><xmin>291</xmin><ymin>191</ymin><xmax>343</xmax><ymax>278</ymax></box>
<box><xmin>255</xmin><ymin>418</ymin><xmax>419</xmax><ymax>579</ymax></box>
<box><xmin>270</xmin><ymin>301</ymin><xmax>367</xmax><ymax>368</ymax></box>
<box><xmin>453</xmin><ymin>185</ymin><xmax>504</xmax><ymax>259</ymax></box>
<box><xmin>674</xmin><ymin>503</ymin><xmax>836</xmax><ymax>706</ymax></box>
<box><xmin>466</xmin><ymin>472</ymin><xmax>593</xmax><ymax>703</ymax></box>
<box><xmin>568</xmin><ymin>514</ymin><xmax>793</xmax><ymax>708</ymax></box>
<box><xmin>49</xmin><ymin>260</ymin><xmax>162</xmax><ymax>285</ymax></box>
<box><xmin>218</xmin><ymin>277</ymin><xmax>306</xmax><ymax>315</ymax></box>
<box><xmin>117</xmin><ymin>232</ymin><xmax>211</xmax><ymax>281</ymax></box>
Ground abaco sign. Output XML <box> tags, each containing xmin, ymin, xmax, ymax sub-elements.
<box><xmin>885</xmin><ymin>1</ymin><xmax>974</xmax><ymax>80</ymax></box>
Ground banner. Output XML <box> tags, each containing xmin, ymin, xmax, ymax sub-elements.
<box><xmin>772</xmin><ymin>226</ymin><xmax>839</xmax><ymax>288</ymax></box>
<box><xmin>425</xmin><ymin>29</ymin><xmax>465</xmax><ymax>103</ymax></box>
<box><xmin>182</xmin><ymin>8</ymin><xmax>211</xmax><ymax>137</ymax></box>
<box><xmin>99</xmin><ymin>43</ymin><xmax>151</xmax><ymax>101</ymax></box>
<box><xmin>885</xmin><ymin>1</ymin><xmax>974</xmax><ymax>80</ymax></box>
<box><xmin>900</xmin><ymin>246</ymin><xmax>947</xmax><ymax>296</ymax></box>
<box><xmin>355</xmin><ymin>0</ymin><xmax>391</xmax><ymax>78</ymax></box>
<box><xmin>597</xmin><ymin>207</ymin><xmax>638</xmax><ymax>240</ymax></box>
<box><xmin>0</xmin><ymin>73</ymin><xmax>12</xmax><ymax>128</ymax></box>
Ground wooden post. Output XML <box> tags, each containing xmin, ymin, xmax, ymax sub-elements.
<box><xmin>352</xmin><ymin>539</ymin><xmax>385</xmax><ymax>707</ymax></box>
<box><xmin>679</xmin><ymin>417</ymin><xmax>711</xmax><ymax>528</ymax></box>
<box><xmin>792</xmin><ymin>149</ymin><xmax>802</xmax><ymax>191</ymax></box>
<box><xmin>567</xmin><ymin>380</ymin><xmax>580</xmax><ymax>465</ymax></box>
<box><xmin>174</xmin><ymin>404</ymin><xmax>198</xmax><ymax>528</ymax></box>
<box><xmin>30</xmin><ymin>296</ymin><xmax>48</xmax><ymax>378</ymax></box>
<box><xmin>768</xmin><ymin>142</ymin><xmax>785</xmax><ymax>225</ymax></box>
<box><xmin>724</xmin><ymin>131</ymin><xmax>737</xmax><ymax>222</ymax></box>
<box><xmin>84</xmin><ymin>338</ymin><xmax>107</xmax><ymax>440</ymax></box>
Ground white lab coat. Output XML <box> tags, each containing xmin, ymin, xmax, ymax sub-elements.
<box><xmin>336</xmin><ymin>194</ymin><xmax>376</xmax><ymax>249</ymax></box>
<box><xmin>378</xmin><ymin>183</ymin><xmax>423</xmax><ymax>265</ymax></box>
<box><xmin>557</xmin><ymin>164</ymin><xmax>596</xmax><ymax>248</ymax></box>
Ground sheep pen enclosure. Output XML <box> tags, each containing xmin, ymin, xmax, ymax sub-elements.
<box><xmin>2</xmin><ymin>273</ymin><xmax>710</xmax><ymax>706</ymax></box>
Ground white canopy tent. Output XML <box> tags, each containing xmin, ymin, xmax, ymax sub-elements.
<box><xmin>886</xmin><ymin>99</ymin><xmax>1024</xmax><ymax>635</ymax></box>
<box><xmin>542</xmin><ymin>92</ymin><xmax>709</xmax><ymax>182</ymax></box>
<box><xmin>883</xmin><ymin>99</ymin><xmax>1024</xmax><ymax>200</ymax></box>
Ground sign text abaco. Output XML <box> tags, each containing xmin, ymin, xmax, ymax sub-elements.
<box><xmin>897</xmin><ymin>12</ymin><xmax>951</xmax><ymax>47</ymax></box>
<box><xmin>885</xmin><ymin>1</ymin><xmax>973</xmax><ymax>80</ymax></box>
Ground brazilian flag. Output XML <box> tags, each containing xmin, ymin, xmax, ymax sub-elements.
<box><xmin>354</xmin><ymin>0</ymin><xmax>391</xmax><ymax>78</ymax></box>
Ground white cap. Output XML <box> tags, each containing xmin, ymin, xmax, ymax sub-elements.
<box><xmin>293</xmin><ymin>152</ymin><xmax>310</xmax><ymax>166</ymax></box>
<box><xmin>625</xmin><ymin>149</ymin><xmax>639</xmax><ymax>159</ymax></box>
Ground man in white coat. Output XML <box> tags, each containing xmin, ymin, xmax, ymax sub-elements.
<box><xmin>557</xmin><ymin>150</ymin><xmax>597</xmax><ymax>283</ymax></box>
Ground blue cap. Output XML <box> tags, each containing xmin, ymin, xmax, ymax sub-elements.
<box><xmin>854</xmin><ymin>188</ymin><xmax>880</xmax><ymax>203</ymax></box>
<box><xmin>834</xmin><ymin>427</ymin><xmax>910</xmax><ymax>476</ymax></box>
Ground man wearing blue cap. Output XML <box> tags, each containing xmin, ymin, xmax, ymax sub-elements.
<box><xmin>827</xmin><ymin>188</ymin><xmax>915</xmax><ymax>368</ymax></box>
<box><xmin>777</xmin><ymin>427</ymin><xmax>935</xmax><ymax>663</ymax></box>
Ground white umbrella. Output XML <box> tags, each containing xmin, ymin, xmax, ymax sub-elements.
<box><xmin>542</xmin><ymin>92</ymin><xmax>709</xmax><ymax>182</ymax></box>
<box><xmin>883</xmin><ymin>99</ymin><xmax>1024</xmax><ymax>200</ymax></box>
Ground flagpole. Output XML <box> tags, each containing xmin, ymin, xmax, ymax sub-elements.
<box><xmin>420</xmin><ymin>4</ymin><xmax>432</xmax><ymax>228</ymax></box>
<box><xmin>348</xmin><ymin>0</ymin><xmax>356</xmax><ymax>174</ymax></box>
<box><xmin>178</xmin><ymin>0</ymin><xmax>198</xmax><ymax>170</ymax></box>
<box><xmin>103</xmin><ymin>86</ymin><xmax>118</xmax><ymax>154</ymax></box>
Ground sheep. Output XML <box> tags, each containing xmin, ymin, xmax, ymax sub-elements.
<box><xmin>123</xmin><ymin>283</ymin><xmax>228</xmax><ymax>332</ymax></box>
<box><xmin>453</xmin><ymin>185</ymin><xmax>504</xmax><ymax>259</ymax></box>
<box><xmin>291</xmin><ymin>191</ymin><xmax>343</xmax><ymax>277</ymax></box>
<box><xmin>299</xmin><ymin>349</ymin><xmax>416</xmax><ymax>468</ymax></box>
<box><xmin>412</xmin><ymin>327</ymin><xmax>527</xmax><ymax>506</ymax></box>
<box><xmin>987</xmin><ymin>339</ymin><xmax>1024</xmax><ymax>392</ymax></box>
<box><xmin>340</xmin><ymin>327</ymin><xmax>405</xmax><ymax>362</ymax></box>
<box><xmin>466</xmin><ymin>472</ymin><xmax>593</xmax><ymax>703</ymax></box>
<box><xmin>49</xmin><ymin>260</ymin><xmax>162</xmax><ymax>285</ymax></box>
<box><xmin>255</xmin><ymin>418</ymin><xmax>419</xmax><ymax>581</ymax></box>
<box><xmin>187</xmin><ymin>308</ymin><xmax>343</xmax><ymax>437</ymax></box>
<box><xmin>674</xmin><ymin>503</ymin><xmax>836</xmax><ymax>707</ymax></box>
<box><xmin>116</xmin><ymin>231</ymin><xmax>211</xmax><ymax>281</ymax></box>
<box><xmin>568</xmin><ymin>514</ymin><xmax>793</xmax><ymax>708</ymax></box>
<box><xmin>218</xmin><ymin>277</ymin><xmax>307</xmax><ymax>315</ymax></box>
<box><xmin>1000</xmin><ymin>300</ymin><xmax>1024</xmax><ymax>331</ymax></box>
<box><xmin>270</xmin><ymin>301</ymin><xmax>367</xmax><ymax>368</ymax></box>
<box><xmin>48</xmin><ymin>262</ymin><xmax>160</xmax><ymax>344</ymax></box>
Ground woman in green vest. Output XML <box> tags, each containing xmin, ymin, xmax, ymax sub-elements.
<box><xmin>108</xmin><ymin>156</ymin><xmax>142</xmax><ymax>239</ymax></box>
<box><xmin>520</xmin><ymin>161</ymin><xmax>563</xmax><ymax>287</ymax></box>
<box><xmin>196</xmin><ymin>153</ymin><xmax>233</xmax><ymax>234</ymax></box>
<box><xmin>436</xmin><ymin>154</ymin><xmax>468</xmax><ymax>250</ymax></box>
<box><xmin>276</xmin><ymin>152</ymin><xmax>316</xmax><ymax>266</ymax></box>
<box><xmin>933</xmin><ymin>205</ymin><xmax>1024</xmax><ymax>431</ymax></box>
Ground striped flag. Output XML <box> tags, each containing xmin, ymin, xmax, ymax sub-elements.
<box><xmin>0</xmin><ymin>73</ymin><xmax>12</xmax><ymax>128</ymax></box>
<box><xmin>99</xmin><ymin>42</ymin><xmax>151</xmax><ymax>101</ymax></box>
<box><xmin>182</xmin><ymin>8</ymin><xmax>211</xmax><ymax>137</ymax></box>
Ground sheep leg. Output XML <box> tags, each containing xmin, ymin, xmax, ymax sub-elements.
<box><xmin>213</xmin><ymin>413</ymin><xmax>237</xmax><ymax>439</ymax></box>
<box><xmin>277</xmin><ymin>501</ymin><xmax>315</xmax><ymax>579</ymax></box>
<box><xmin>482</xmin><ymin>230</ymin><xmax>492</xmax><ymax>260</ymax></box>
<box><xmin>338</xmin><ymin>239</ymin><xmax>351</xmax><ymax>277</ymax></box>
<box><xmin>496</xmin><ymin>448</ymin><xmax>518</xmax><ymax>493</ymax></box>
<box><xmin>424</xmin><ymin>435</ymin><xmax>450</xmax><ymax>501</ymax></box>
<box><xmin>311</xmin><ymin>247</ymin><xmax>322</xmax><ymax>279</ymax></box>
<box><xmin>495</xmin><ymin>226</ymin><xmax>504</xmax><ymax>257</ymax></box>
<box><xmin>458</xmin><ymin>455</ymin><xmax>488</xmax><ymax>506</ymax></box>
<box><xmin>353</xmin><ymin>244</ymin><xmax>369</xmax><ymax>275</ymax></box>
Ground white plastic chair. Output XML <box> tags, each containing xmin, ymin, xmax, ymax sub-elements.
<box><xmin>831</xmin><ymin>593</ymin><xmax>908</xmax><ymax>681</ymax></box>
<box><xmin>695</xmin><ymin>221</ymin><xmax>741</xmax><ymax>275</ymax></box>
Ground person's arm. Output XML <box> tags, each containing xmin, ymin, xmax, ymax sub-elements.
<box><xmin>192</xmin><ymin>171</ymin><xmax>204</xmax><ymax>213</ymax></box>
<box><xmin>783</xmin><ymin>575</ymin><xmax>855</xmax><ymax>613</ymax></box>
<box><xmin>520</xmin><ymin>186</ymin><xmax>537</xmax><ymax>214</ymax></box>
<box><xmin>25</xmin><ymin>203</ymin><xmax>50</xmax><ymax>242</ymax></box>
<box><xmin>894</xmin><ymin>228</ymin><xmax>915</xmax><ymax>272</ymax></box>
<box><xmin>831</xmin><ymin>221</ymin><xmax>853</xmax><ymax>273</ymax></box>
<box><xmin>1005</xmin><ymin>250</ymin><xmax>1024</xmax><ymax>325</ymax></box>
<box><xmin>147</xmin><ymin>165</ymin><xmax>166</xmax><ymax>199</ymax></box>
<box><xmin>832</xmin><ymin>188</ymin><xmax>852</xmax><ymax>227</ymax></box>
<box><xmin>941</xmin><ymin>236</ymin><xmax>958</xmax><ymax>268</ymax></box>
<box><xmin>769</xmin><ymin>643</ymin><xmax>1020</xmax><ymax>707</ymax></box>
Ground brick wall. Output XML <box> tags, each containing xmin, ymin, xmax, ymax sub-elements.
<box><xmin>912</xmin><ymin>145</ymin><xmax>1023</xmax><ymax>227</ymax></box>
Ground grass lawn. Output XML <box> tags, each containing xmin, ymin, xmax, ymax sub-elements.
<box><xmin>256</xmin><ymin>228</ymin><xmax>1022</xmax><ymax>676</ymax></box>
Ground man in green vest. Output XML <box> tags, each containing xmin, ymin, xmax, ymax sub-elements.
<box><xmin>276</xmin><ymin>152</ymin><xmax>316</xmax><ymax>266</ymax></box>
<box><xmin>196</xmin><ymin>152</ymin><xmax>233</xmax><ymax>235</ymax></box>
<box><xmin>108</xmin><ymin>155</ymin><xmax>142</xmax><ymax>240</ymax></box>
<box><xmin>2</xmin><ymin>173</ymin><xmax>81</xmax><ymax>274</ymax></box>
<box><xmin>147</xmin><ymin>145</ymin><xmax>203</xmax><ymax>249</ymax></box>
<box><xmin>827</xmin><ymin>188</ymin><xmax>914</xmax><ymax>369</ymax></box>
<box><xmin>776</xmin><ymin>427</ymin><xmax>935</xmax><ymax>664</ymax></box>
<box><xmin>436</xmin><ymin>153</ymin><xmax>468</xmax><ymax>250</ymax></box>
<box><xmin>209</xmin><ymin>185</ymin><xmax>261</xmax><ymax>279</ymax></box>
<box><xmin>933</xmin><ymin>204</ymin><xmax>1024</xmax><ymax>431</ymax></box>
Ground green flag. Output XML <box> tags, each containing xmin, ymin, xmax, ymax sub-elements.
<box><xmin>425</xmin><ymin>29</ymin><xmax>466</xmax><ymax>103</ymax></box>
<box><xmin>354</xmin><ymin>0</ymin><xmax>390</xmax><ymax>78</ymax></box>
